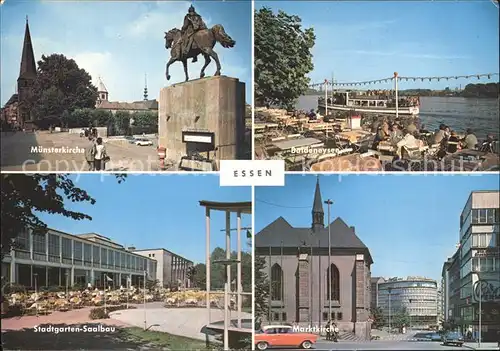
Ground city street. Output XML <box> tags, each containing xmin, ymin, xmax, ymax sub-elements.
<box><xmin>304</xmin><ymin>340</ymin><xmax>468</xmax><ymax>350</ymax></box>
<box><xmin>1</xmin><ymin>131</ymin><xmax>159</xmax><ymax>171</ymax></box>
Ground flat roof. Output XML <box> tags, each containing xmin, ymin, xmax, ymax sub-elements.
<box><xmin>273</xmin><ymin>137</ymin><xmax>322</xmax><ymax>150</ymax></box>
<box><xmin>132</xmin><ymin>248</ymin><xmax>193</xmax><ymax>262</ymax></box>
<box><xmin>199</xmin><ymin>201</ymin><xmax>252</xmax><ymax>214</ymax></box>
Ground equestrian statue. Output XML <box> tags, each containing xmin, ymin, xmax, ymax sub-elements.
<box><xmin>164</xmin><ymin>5</ymin><xmax>236</xmax><ymax>82</ymax></box>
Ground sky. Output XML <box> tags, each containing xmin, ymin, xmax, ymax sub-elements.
<box><xmin>1</xmin><ymin>0</ymin><xmax>252</xmax><ymax>106</ymax></box>
<box><xmin>255</xmin><ymin>174</ymin><xmax>500</xmax><ymax>282</ymax></box>
<box><xmin>256</xmin><ymin>0</ymin><xmax>500</xmax><ymax>90</ymax></box>
<box><xmin>36</xmin><ymin>174</ymin><xmax>252</xmax><ymax>264</ymax></box>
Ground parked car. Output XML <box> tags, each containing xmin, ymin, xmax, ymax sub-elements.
<box><xmin>134</xmin><ymin>139</ymin><xmax>153</xmax><ymax>146</ymax></box>
<box><xmin>255</xmin><ymin>325</ymin><xmax>317</xmax><ymax>350</ymax></box>
<box><xmin>442</xmin><ymin>331</ymin><xmax>464</xmax><ymax>346</ymax></box>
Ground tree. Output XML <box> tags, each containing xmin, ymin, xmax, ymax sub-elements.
<box><xmin>254</xmin><ymin>7</ymin><xmax>315</xmax><ymax>109</ymax></box>
<box><xmin>1</xmin><ymin>174</ymin><xmax>126</xmax><ymax>261</ymax></box>
<box><xmin>28</xmin><ymin>54</ymin><xmax>97</xmax><ymax>127</ymax></box>
<box><xmin>192</xmin><ymin>263</ymin><xmax>206</xmax><ymax>290</ymax></box>
<box><xmin>393</xmin><ymin>307</ymin><xmax>411</xmax><ymax>329</ymax></box>
<box><xmin>370</xmin><ymin>307</ymin><xmax>384</xmax><ymax>329</ymax></box>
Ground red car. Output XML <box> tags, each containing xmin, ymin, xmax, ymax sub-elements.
<box><xmin>255</xmin><ymin>325</ymin><xmax>318</xmax><ymax>349</ymax></box>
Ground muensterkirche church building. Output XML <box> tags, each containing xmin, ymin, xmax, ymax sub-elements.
<box><xmin>255</xmin><ymin>178</ymin><xmax>374</xmax><ymax>340</ymax></box>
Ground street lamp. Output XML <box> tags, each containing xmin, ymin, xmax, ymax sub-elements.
<box><xmin>33</xmin><ymin>273</ymin><xmax>38</xmax><ymax>317</ymax></box>
<box><xmin>388</xmin><ymin>287</ymin><xmax>393</xmax><ymax>333</ymax></box>
<box><xmin>473</xmin><ymin>273</ymin><xmax>482</xmax><ymax>348</ymax></box>
<box><xmin>324</xmin><ymin>199</ymin><xmax>333</xmax><ymax>321</ymax></box>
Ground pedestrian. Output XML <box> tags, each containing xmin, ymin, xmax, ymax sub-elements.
<box><xmin>84</xmin><ymin>136</ymin><xmax>96</xmax><ymax>171</ymax></box>
<box><xmin>94</xmin><ymin>137</ymin><xmax>108</xmax><ymax>171</ymax></box>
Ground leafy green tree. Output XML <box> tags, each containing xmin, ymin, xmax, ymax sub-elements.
<box><xmin>254</xmin><ymin>254</ymin><xmax>269</xmax><ymax>319</ymax></box>
<box><xmin>393</xmin><ymin>307</ymin><xmax>411</xmax><ymax>329</ymax></box>
<box><xmin>28</xmin><ymin>54</ymin><xmax>97</xmax><ymax>126</ymax></box>
<box><xmin>370</xmin><ymin>307</ymin><xmax>384</xmax><ymax>329</ymax></box>
<box><xmin>113</xmin><ymin>111</ymin><xmax>131</xmax><ymax>136</ymax></box>
<box><xmin>1</xmin><ymin>174</ymin><xmax>126</xmax><ymax>261</ymax></box>
<box><xmin>131</xmin><ymin>111</ymin><xmax>158</xmax><ymax>128</ymax></box>
<box><xmin>192</xmin><ymin>263</ymin><xmax>206</xmax><ymax>290</ymax></box>
<box><xmin>254</xmin><ymin>7</ymin><xmax>315</xmax><ymax>109</ymax></box>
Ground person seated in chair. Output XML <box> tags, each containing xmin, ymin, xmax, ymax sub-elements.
<box><xmin>396</xmin><ymin>124</ymin><xmax>419</xmax><ymax>159</ymax></box>
<box><xmin>446</xmin><ymin>131</ymin><xmax>460</xmax><ymax>154</ymax></box>
<box><xmin>461</xmin><ymin>128</ymin><xmax>478</xmax><ymax>150</ymax></box>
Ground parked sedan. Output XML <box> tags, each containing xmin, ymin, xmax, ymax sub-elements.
<box><xmin>134</xmin><ymin>138</ymin><xmax>153</xmax><ymax>146</ymax></box>
<box><xmin>255</xmin><ymin>325</ymin><xmax>317</xmax><ymax>350</ymax></box>
<box><xmin>442</xmin><ymin>331</ymin><xmax>464</xmax><ymax>346</ymax></box>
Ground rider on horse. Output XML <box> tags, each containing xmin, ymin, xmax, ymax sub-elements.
<box><xmin>180</xmin><ymin>5</ymin><xmax>207</xmax><ymax>63</ymax></box>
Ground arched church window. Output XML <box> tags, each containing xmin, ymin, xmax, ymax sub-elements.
<box><xmin>271</xmin><ymin>263</ymin><xmax>283</xmax><ymax>301</ymax></box>
<box><xmin>327</xmin><ymin>263</ymin><xmax>340</xmax><ymax>301</ymax></box>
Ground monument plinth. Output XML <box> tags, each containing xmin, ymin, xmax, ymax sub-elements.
<box><xmin>158</xmin><ymin>76</ymin><xmax>245</xmax><ymax>169</ymax></box>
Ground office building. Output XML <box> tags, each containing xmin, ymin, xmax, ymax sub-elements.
<box><xmin>2</xmin><ymin>228</ymin><xmax>157</xmax><ymax>289</ymax></box>
<box><xmin>133</xmin><ymin>248</ymin><xmax>193</xmax><ymax>288</ymax></box>
<box><xmin>378</xmin><ymin>277</ymin><xmax>438</xmax><ymax>327</ymax></box>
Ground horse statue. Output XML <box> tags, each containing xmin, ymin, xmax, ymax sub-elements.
<box><xmin>164</xmin><ymin>24</ymin><xmax>235</xmax><ymax>82</ymax></box>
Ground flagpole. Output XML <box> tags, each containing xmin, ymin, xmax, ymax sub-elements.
<box><xmin>126</xmin><ymin>277</ymin><xmax>129</xmax><ymax>309</ymax></box>
<box><xmin>268</xmin><ymin>245</ymin><xmax>272</xmax><ymax>323</ymax></box>
<box><xmin>280</xmin><ymin>240</ymin><xmax>284</xmax><ymax>323</ymax></box>
<box><xmin>104</xmin><ymin>275</ymin><xmax>107</xmax><ymax>314</ymax></box>
<box><xmin>310</xmin><ymin>241</ymin><xmax>313</xmax><ymax>325</ymax></box>
<box><xmin>143</xmin><ymin>270</ymin><xmax>147</xmax><ymax>330</ymax></box>
<box><xmin>318</xmin><ymin>239</ymin><xmax>321</xmax><ymax>329</ymax></box>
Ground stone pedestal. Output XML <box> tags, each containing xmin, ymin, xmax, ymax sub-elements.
<box><xmin>158</xmin><ymin>76</ymin><xmax>246</xmax><ymax>168</ymax></box>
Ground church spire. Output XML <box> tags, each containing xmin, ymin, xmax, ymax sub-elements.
<box><xmin>312</xmin><ymin>176</ymin><xmax>324</xmax><ymax>231</ymax></box>
<box><xmin>19</xmin><ymin>15</ymin><xmax>37</xmax><ymax>80</ymax></box>
<box><xmin>143</xmin><ymin>73</ymin><xmax>148</xmax><ymax>101</ymax></box>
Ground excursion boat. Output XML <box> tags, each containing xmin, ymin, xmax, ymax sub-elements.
<box><xmin>318</xmin><ymin>91</ymin><xmax>420</xmax><ymax>116</ymax></box>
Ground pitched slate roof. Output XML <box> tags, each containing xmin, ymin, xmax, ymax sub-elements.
<box><xmin>97</xmin><ymin>100</ymin><xmax>158</xmax><ymax>111</ymax></box>
<box><xmin>256</xmin><ymin>216</ymin><xmax>368</xmax><ymax>249</ymax></box>
<box><xmin>312</xmin><ymin>177</ymin><xmax>324</xmax><ymax>214</ymax></box>
<box><xmin>19</xmin><ymin>18</ymin><xmax>37</xmax><ymax>80</ymax></box>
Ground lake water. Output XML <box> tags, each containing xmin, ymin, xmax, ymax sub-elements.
<box><xmin>296</xmin><ymin>95</ymin><xmax>499</xmax><ymax>139</ymax></box>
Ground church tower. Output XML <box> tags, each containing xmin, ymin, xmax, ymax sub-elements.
<box><xmin>96</xmin><ymin>76</ymin><xmax>108</xmax><ymax>106</ymax></box>
<box><xmin>17</xmin><ymin>16</ymin><xmax>37</xmax><ymax>126</ymax></box>
<box><xmin>311</xmin><ymin>176</ymin><xmax>325</xmax><ymax>231</ymax></box>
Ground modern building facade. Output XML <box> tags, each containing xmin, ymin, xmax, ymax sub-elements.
<box><xmin>456</xmin><ymin>191</ymin><xmax>499</xmax><ymax>340</ymax></box>
<box><xmin>133</xmin><ymin>248</ymin><xmax>193</xmax><ymax>288</ymax></box>
<box><xmin>370</xmin><ymin>277</ymin><xmax>386</xmax><ymax>309</ymax></box>
<box><xmin>378</xmin><ymin>277</ymin><xmax>438</xmax><ymax>327</ymax></box>
<box><xmin>2</xmin><ymin>228</ymin><xmax>157</xmax><ymax>289</ymax></box>
<box><xmin>255</xmin><ymin>178</ymin><xmax>374</xmax><ymax>340</ymax></box>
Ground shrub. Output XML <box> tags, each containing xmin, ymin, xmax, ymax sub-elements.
<box><xmin>89</xmin><ymin>304</ymin><xmax>136</xmax><ymax>320</ymax></box>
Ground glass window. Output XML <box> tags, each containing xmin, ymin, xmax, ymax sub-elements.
<box><xmin>93</xmin><ymin>246</ymin><xmax>100</xmax><ymax>264</ymax></box>
<box><xmin>33</xmin><ymin>232</ymin><xmax>46</xmax><ymax>253</ymax></box>
<box><xmin>479</xmin><ymin>209</ymin><xmax>487</xmax><ymax>223</ymax></box>
<box><xmin>74</xmin><ymin>241</ymin><xmax>83</xmax><ymax>260</ymax></box>
<box><xmin>62</xmin><ymin>238</ymin><xmax>72</xmax><ymax>258</ymax></box>
<box><xmin>16</xmin><ymin>229</ymin><xmax>30</xmax><ymax>251</ymax></box>
<box><xmin>84</xmin><ymin>243</ymin><xmax>92</xmax><ymax>263</ymax></box>
<box><xmin>115</xmin><ymin>251</ymin><xmax>120</xmax><ymax>268</ymax></box>
<box><xmin>109</xmin><ymin>250</ymin><xmax>114</xmax><ymax>266</ymax></box>
<box><xmin>48</xmin><ymin>234</ymin><xmax>60</xmax><ymax>256</ymax></box>
<box><xmin>127</xmin><ymin>255</ymin><xmax>131</xmax><ymax>269</ymax></box>
<box><xmin>121</xmin><ymin>252</ymin><xmax>125</xmax><ymax>268</ymax></box>
<box><xmin>101</xmin><ymin>248</ymin><xmax>108</xmax><ymax>265</ymax></box>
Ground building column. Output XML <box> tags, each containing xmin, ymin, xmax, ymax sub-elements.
<box><xmin>30</xmin><ymin>265</ymin><xmax>33</xmax><ymax>287</ymax></box>
<box><xmin>298</xmin><ymin>254</ymin><xmax>310</xmax><ymax>323</ymax></box>
<box><xmin>71</xmin><ymin>267</ymin><xmax>75</xmax><ymax>286</ymax></box>
<box><xmin>354</xmin><ymin>254</ymin><xmax>370</xmax><ymax>340</ymax></box>
<box><xmin>45</xmin><ymin>266</ymin><xmax>48</xmax><ymax>287</ymax></box>
<box><xmin>10</xmin><ymin>260</ymin><xmax>16</xmax><ymax>284</ymax></box>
